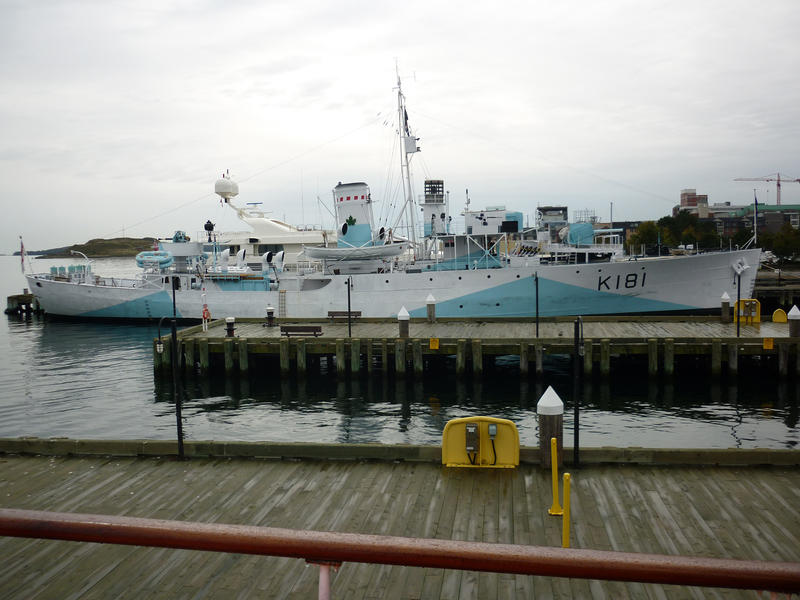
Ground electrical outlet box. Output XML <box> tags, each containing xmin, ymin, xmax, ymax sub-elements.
<box><xmin>488</xmin><ymin>423</ymin><xmax>497</xmax><ymax>439</ymax></box>
<box><xmin>465</xmin><ymin>423</ymin><xmax>479</xmax><ymax>453</ymax></box>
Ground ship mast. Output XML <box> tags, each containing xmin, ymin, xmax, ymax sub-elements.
<box><xmin>396</xmin><ymin>70</ymin><xmax>420</xmax><ymax>256</ymax></box>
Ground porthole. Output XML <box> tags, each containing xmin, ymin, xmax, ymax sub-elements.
<box><xmin>459</xmin><ymin>304</ymin><xmax>464</xmax><ymax>309</ymax></box>
<box><xmin>385</xmin><ymin>280</ymin><xmax>389</xmax><ymax>284</ymax></box>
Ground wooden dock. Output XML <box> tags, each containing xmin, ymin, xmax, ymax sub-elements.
<box><xmin>155</xmin><ymin>316</ymin><xmax>800</xmax><ymax>378</ymax></box>
<box><xmin>1</xmin><ymin>448</ymin><xmax>798</xmax><ymax>598</ymax></box>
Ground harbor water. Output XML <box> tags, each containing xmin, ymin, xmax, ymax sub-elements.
<box><xmin>1</xmin><ymin>256</ymin><xmax>798</xmax><ymax>449</ymax></box>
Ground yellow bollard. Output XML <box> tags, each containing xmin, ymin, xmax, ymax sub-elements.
<box><xmin>548</xmin><ymin>437</ymin><xmax>563</xmax><ymax>516</ymax></box>
<box><xmin>562</xmin><ymin>472</ymin><xmax>571</xmax><ymax>548</ymax></box>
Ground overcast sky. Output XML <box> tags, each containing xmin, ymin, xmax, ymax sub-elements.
<box><xmin>2</xmin><ymin>0</ymin><xmax>799</xmax><ymax>252</ymax></box>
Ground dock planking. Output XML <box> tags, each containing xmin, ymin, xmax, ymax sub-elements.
<box><xmin>1</xmin><ymin>454</ymin><xmax>799</xmax><ymax>599</ymax></box>
<box><xmin>156</xmin><ymin>316</ymin><xmax>800</xmax><ymax>378</ymax></box>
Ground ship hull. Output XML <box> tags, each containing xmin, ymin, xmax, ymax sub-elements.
<box><xmin>27</xmin><ymin>249</ymin><xmax>761</xmax><ymax>321</ymax></box>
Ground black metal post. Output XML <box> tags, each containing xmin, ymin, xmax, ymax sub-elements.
<box><xmin>347</xmin><ymin>277</ymin><xmax>352</xmax><ymax>338</ymax></box>
<box><xmin>573</xmin><ymin>317</ymin><xmax>581</xmax><ymax>468</ymax></box>
<box><xmin>535</xmin><ymin>272</ymin><xmax>539</xmax><ymax>338</ymax></box>
<box><xmin>171</xmin><ymin>318</ymin><xmax>184</xmax><ymax>458</ymax></box>
<box><xmin>170</xmin><ymin>280</ymin><xmax>184</xmax><ymax>458</ymax></box>
<box><xmin>736</xmin><ymin>274</ymin><xmax>741</xmax><ymax>338</ymax></box>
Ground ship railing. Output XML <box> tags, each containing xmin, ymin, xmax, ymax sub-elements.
<box><xmin>0</xmin><ymin>508</ymin><xmax>797</xmax><ymax>598</ymax></box>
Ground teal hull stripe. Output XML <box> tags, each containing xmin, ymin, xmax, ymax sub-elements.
<box><xmin>409</xmin><ymin>276</ymin><xmax>696</xmax><ymax>318</ymax></box>
<box><xmin>81</xmin><ymin>291</ymin><xmax>181</xmax><ymax>319</ymax></box>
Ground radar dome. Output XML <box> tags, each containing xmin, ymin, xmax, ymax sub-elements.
<box><xmin>214</xmin><ymin>176</ymin><xmax>239</xmax><ymax>201</ymax></box>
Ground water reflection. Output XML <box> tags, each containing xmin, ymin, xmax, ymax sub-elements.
<box><xmin>148</xmin><ymin>358</ymin><xmax>800</xmax><ymax>448</ymax></box>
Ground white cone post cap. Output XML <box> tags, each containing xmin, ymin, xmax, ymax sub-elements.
<box><xmin>397</xmin><ymin>306</ymin><xmax>410</xmax><ymax>321</ymax></box>
<box><xmin>426</xmin><ymin>294</ymin><xmax>436</xmax><ymax>304</ymax></box>
<box><xmin>789</xmin><ymin>306</ymin><xmax>800</xmax><ymax>320</ymax></box>
<box><xmin>226</xmin><ymin>317</ymin><xmax>235</xmax><ymax>324</ymax></box>
<box><xmin>537</xmin><ymin>385</ymin><xmax>564</xmax><ymax>415</ymax></box>
<box><xmin>721</xmin><ymin>292</ymin><xmax>730</xmax><ymax>302</ymax></box>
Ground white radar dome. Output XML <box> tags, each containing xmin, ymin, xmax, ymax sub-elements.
<box><xmin>214</xmin><ymin>176</ymin><xmax>239</xmax><ymax>201</ymax></box>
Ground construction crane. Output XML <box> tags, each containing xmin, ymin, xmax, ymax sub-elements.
<box><xmin>734</xmin><ymin>173</ymin><xmax>800</xmax><ymax>205</ymax></box>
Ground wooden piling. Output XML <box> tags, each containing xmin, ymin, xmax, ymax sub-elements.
<box><xmin>351</xmin><ymin>338</ymin><xmax>361</xmax><ymax>374</ymax></box>
<box><xmin>711</xmin><ymin>339</ymin><xmax>722</xmax><ymax>376</ymax></box>
<box><xmin>183</xmin><ymin>339</ymin><xmax>195</xmax><ymax>373</ymax></box>
<box><xmin>519</xmin><ymin>343</ymin><xmax>529</xmax><ymax>375</ymax></box>
<box><xmin>366</xmin><ymin>339</ymin><xmax>374</xmax><ymax>373</ymax></box>
<box><xmin>198</xmin><ymin>339</ymin><xmax>209</xmax><ymax>373</ymax></box>
<box><xmin>224</xmin><ymin>338</ymin><xmax>235</xmax><ymax>374</ymax></box>
<box><xmin>237</xmin><ymin>338</ymin><xmax>248</xmax><ymax>373</ymax></box>
<box><xmin>456</xmin><ymin>339</ymin><xmax>467</xmax><ymax>376</ymax></box>
<box><xmin>412</xmin><ymin>340</ymin><xmax>423</xmax><ymax>377</ymax></box>
<box><xmin>778</xmin><ymin>343</ymin><xmax>789</xmax><ymax>377</ymax></box>
<box><xmin>381</xmin><ymin>339</ymin><xmax>388</xmax><ymax>373</ymax></box>
<box><xmin>648</xmin><ymin>338</ymin><xmax>658</xmax><ymax>375</ymax></box>
<box><xmin>583</xmin><ymin>339</ymin><xmax>593</xmax><ymax>375</ymax></box>
<box><xmin>336</xmin><ymin>339</ymin><xmax>346</xmax><ymax>378</ymax></box>
<box><xmin>728</xmin><ymin>343</ymin><xmax>738</xmax><ymax>375</ymax></box>
<box><xmin>535</xmin><ymin>343</ymin><xmax>543</xmax><ymax>375</ymax></box>
<box><xmin>395</xmin><ymin>339</ymin><xmax>406</xmax><ymax>375</ymax></box>
<box><xmin>280</xmin><ymin>337</ymin><xmax>290</xmax><ymax>375</ymax></box>
<box><xmin>471</xmin><ymin>339</ymin><xmax>483</xmax><ymax>376</ymax></box>
<box><xmin>297</xmin><ymin>339</ymin><xmax>307</xmax><ymax>374</ymax></box>
<box><xmin>600</xmin><ymin>339</ymin><xmax>611</xmax><ymax>376</ymax></box>
<box><xmin>664</xmin><ymin>338</ymin><xmax>674</xmax><ymax>376</ymax></box>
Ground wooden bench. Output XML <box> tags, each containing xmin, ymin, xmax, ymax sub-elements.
<box><xmin>279</xmin><ymin>325</ymin><xmax>322</xmax><ymax>337</ymax></box>
<box><xmin>327</xmin><ymin>310</ymin><xmax>362</xmax><ymax>322</ymax></box>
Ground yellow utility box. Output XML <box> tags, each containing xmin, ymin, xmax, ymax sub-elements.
<box><xmin>442</xmin><ymin>416</ymin><xmax>519</xmax><ymax>468</ymax></box>
<box><xmin>734</xmin><ymin>299</ymin><xmax>760</xmax><ymax>324</ymax></box>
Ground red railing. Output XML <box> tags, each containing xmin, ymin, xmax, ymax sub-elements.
<box><xmin>1</xmin><ymin>508</ymin><xmax>799</xmax><ymax>595</ymax></box>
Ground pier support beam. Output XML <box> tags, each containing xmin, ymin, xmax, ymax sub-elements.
<box><xmin>381</xmin><ymin>339</ymin><xmax>388</xmax><ymax>374</ymax></box>
<box><xmin>711</xmin><ymin>339</ymin><xmax>722</xmax><ymax>376</ymax></box>
<box><xmin>519</xmin><ymin>343</ymin><xmax>529</xmax><ymax>375</ymax></box>
<box><xmin>238</xmin><ymin>338</ymin><xmax>248</xmax><ymax>373</ymax></box>
<box><xmin>351</xmin><ymin>338</ymin><xmax>361</xmax><ymax>374</ymax></box>
<box><xmin>535</xmin><ymin>343</ymin><xmax>543</xmax><ymax>375</ymax></box>
<box><xmin>395</xmin><ymin>339</ymin><xmax>407</xmax><ymax>376</ymax></box>
<box><xmin>279</xmin><ymin>338</ymin><xmax>291</xmax><ymax>376</ymax></box>
<box><xmin>366</xmin><ymin>340</ymin><xmax>374</xmax><ymax>373</ymax></box>
<box><xmin>471</xmin><ymin>340</ymin><xmax>483</xmax><ymax>377</ymax></box>
<box><xmin>183</xmin><ymin>339</ymin><xmax>195</xmax><ymax>373</ymax></box>
<box><xmin>648</xmin><ymin>338</ymin><xmax>658</xmax><ymax>376</ymax></box>
<box><xmin>198</xmin><ymin>339</ymin><xmax>209</xmax><ymax>373</ymax></box>
<box><xmin>600</xmin><ymin>339</ymin><xmax>611</xmax><ymax>376</ymax></box>
<box><xmin>456</xmin><ymin>339</ymin><xmax>467</xmax><ymax>376</ymax></box>
<box><xmin>412</xmin><ymin>340</ymin><xmax>423</xmax><ymax>377</ymax></box>
<box><xmin>664</xmin><ymin>339</ymin><xmax>674</xmax><ymax>376</ymax></box>
<box><xmin>583</xmin><ymin>339</ymin><xmax>593</xmax><ymax>376</ymax></box>
<box><xmin>297</xmin><ymin>339</ymin><xmax>307</xmax><ymax>374</ymax></box>
<box><xmin>335</xmin><ymin>339</ymin><xmax>346</xmax><ymax>378</ymax></box>
<box><xmin>778</xmin><ymin>343</ymin><xmax>789</xmax><ymax>377</ymax></box>
<box><xmin>728</xmin><ymin>343</ymin><xmax>738</xmax><ymax>376</ymax></box>
<box><xmin>224</xmin><ymin>339</ymin><xmax>235</xmax><ymax>374</ymax></box>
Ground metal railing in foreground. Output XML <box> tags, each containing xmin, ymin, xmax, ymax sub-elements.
<box><xmin>1</xmin><ymin>508</ymin><xmax>799</xmax><ymax>597</ymax></box>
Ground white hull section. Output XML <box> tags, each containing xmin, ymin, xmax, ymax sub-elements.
<box><xmin>27</xmin><ymin>249</ymin><xmax>761</xmax><ymax>321</ymax></box>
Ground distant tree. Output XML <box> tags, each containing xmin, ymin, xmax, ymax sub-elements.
<box><xmin>628</xmin><ymin>221</ymin><xmax>659</xmax><ymax>247</ymax></box>
<box><xmin>772</xmin><ymin>223</ymin><xmax>800</xmax><ymax>260</ymax></box>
